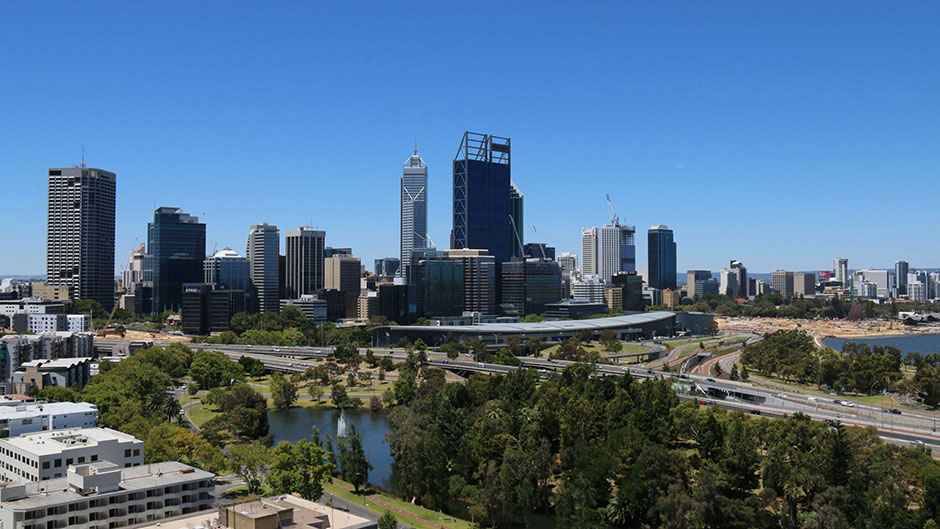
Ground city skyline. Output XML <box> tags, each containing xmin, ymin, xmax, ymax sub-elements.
<box><xmin>3</xmin><ymin>3</ymin><xmax>940</xmax><ymax>275</ymax></box>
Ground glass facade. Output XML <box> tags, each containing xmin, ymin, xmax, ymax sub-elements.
<box><xmin>647</xmin><ymin>225</ymin><xmax>676</xmax><ymax>290</ymax></box>
<box><xmin>147</xmin><ymin>208</ymin><xmax>206</xmax><ymax>313</ymax></box>
<box><xmin>500</xmin><ymin>260</ymin><xmax>562</xmax><ymax>316</ymax></box>
<box><xmin>411</xmin><ymin>259</ymin><xmax>464</xmax><ymax>318</ymax></box>
<box><xmin>452</xmin><ymin>132</ymin><xmax>513</xmax><ymax>264</ymax></box>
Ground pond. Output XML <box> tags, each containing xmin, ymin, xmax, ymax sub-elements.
<box><xmin>822</xmin><ymin>333</ymin><xmax>940</xmax><ymax>356</ymax></box>
<box><xmin>267</xmin><ymin>407</ymin><xmax>397</xmax><ymax>491</ymax></box>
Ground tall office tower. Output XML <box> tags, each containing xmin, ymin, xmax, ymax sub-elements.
<box><xmin>647</xmin><ymin>225</ymin><xmax>676</xmax><ymax>290</ymax></box>
<box><xmin>581</xmin><ymin>228</ymin><xmax>597</xmax><ymax>277</ymax></box>
<box><xmin>46</xmin><ymin>166</ymin><xmax>116</xmax><ymax>309</ymax></box>
<box><xmin>247</xmin><ymin>223</ymin><xmax>280</xmax><ymax>313</ymax></box>
<box><xmin>581</xmin><ymin>224</ymin><xmax>636</xmax><ymax>282</ymax></box>
<box><xmin>325</xmin><ymin>255</ymin><xmax>362</xmax><ymax>318</ymax></box>
<box><xmin>510</xmin><ymin>181</ymin><xmax>524</xmax><ymax>259</ymax></box>
<box><xmin>686</xmin><ymin>270</ymin><xmax>712</xmax><ymax>298</ymax></box>
<box><xmin>834</xmin><ymin>258</ymin><xmax>849</xmax><ymax>285</ymax></box>
<box><xmin>772</xmin><ymin>270</ymin><xmax>795</xmax><ymax>298</ymax></box>
<box><xmin>719</xmin><ymin>269</ymin><xmax>738</xmax><ymax>297</ymax></box>
<box><xmin>611</xmin><ymin>272</ymin><xmax>645</xmax><ymax>311</ymax></box>
<box><xmin>147</xmin><ymin>207</ymin><xmax>206</xmax><ymax>313</ymax></box>
<box><xmin>895</xmin><ymin>260</ymin><xmax>909</xmax><ymax>296</ymax></box>
<box><xmin>204</xmin><ymin>248</ymin><xmax>251</xmax><ymax>292</ymax></box>
<box><xmin>285</xmin><ymin>227</ymin><xmax>325</xmax><ymax>299</ymax></box>
<box><xmin>401</xmin><ymin>147</ymin><xmax>428</xmax><ymax>279</ymax></box>
<box><xmin>446</xmin><ymin>249</ymin><xmax>497</xmax><ymax>314</ymax></box>
<box><xmin>122</xmin><ymin>244</ymin><xmax>146</xmax><ymax>291</ymax></box>
<box><xmin>730</xmin><ymin>260</ymin><xmax>748</xmax><ymax>297</ymax></box>
<box><xmin>558</xmin><ymin>252</ymin><xmax>578</xmax><ymax>298</ymax></box>
<box><xmin>411</xmin><ymin>257</ymin><xmax>464</xmax><ymax>318</ymax></box>
<box><xmin>451</xmin><ymin>132</ymin><xmax>513</xmax><ymax>263</ymax></box>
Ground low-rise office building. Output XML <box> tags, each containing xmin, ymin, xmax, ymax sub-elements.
<box><xmin>0</xmin><ymin>427</ymin><xmax>142</xmax><ymax>483</ymax></box>
<box><xmin>0</xmin><ymin>300</ymin><xmax>68</xmax><ymax>318</ymax></box>
<box><xmin>0</xmin><ymin>461</ymin><xmax>214</xmax><ymax>529</ymax></box>
<box><xmin>279</xmin><ymin>295</ymin><xmax>327</xmax><ymax>324</ymax></box>
<box><xmin>0</xmin><ymin>402</ymin><xmax>98</xmax><ymax>439</ymax></box>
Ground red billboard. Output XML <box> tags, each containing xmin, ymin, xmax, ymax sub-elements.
<box><xmin>818</xmin><ymin>271</ymin><xmax>831</xmax><ymax>280</ymax></box>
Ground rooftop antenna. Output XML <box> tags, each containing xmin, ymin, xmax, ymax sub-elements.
<box><xmin>414</xmin><ymin>139</ymin><xmax>418</xmax><ymax>155</ymax></box>
<box><xmin>80</xmin><ymin>145</ymin><xmax>86</xmax><ymax>168</ymax></box>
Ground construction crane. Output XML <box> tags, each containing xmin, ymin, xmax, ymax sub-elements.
<box><xmin>96</xmin><ymin>303</ymin><xmax>120</xmax><ymax>337</ymax></box>
<box><xmin>606</xmin><ymin>194</ymin><xmax>618</xmax><ymax>225</ymax></box>
<box><xmin>531</xmin><ymin>225</ymin><xmax>548</xmax><ymax>259</ymax></box>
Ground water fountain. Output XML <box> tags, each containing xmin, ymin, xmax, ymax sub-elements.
<box><xmin>337</xmin><ymin>409</ymin><xmax>347</xmax><ymax>437</ymax></box>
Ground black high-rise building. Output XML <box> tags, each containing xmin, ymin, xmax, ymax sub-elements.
<box><xmin>46</xmin><ymin>166</ymin><xmax>116</xmax><ymax>309</ymax></box>
<box><xmin>499</xmin><ymin>260</ymin><xmax>562</xmax><ymax>316</ymax></box>
<box><xmin>410</xmin><ymin>258</ymin><xmax>464</xmax><ymax>318</ymax></box>
<box><xmin>647</xmin><ymin>225</ymin><xmax>676</xmax><ymax>290</ymax></box>
<box><xmin>147</xmin><ymin>207</ymin><xmax>206</xmax><ymax>313</ymax></box>
<box><xmin>451</xmin><ymin>132</ymin><xmax>514</xmax><ymax>263</ymax></box>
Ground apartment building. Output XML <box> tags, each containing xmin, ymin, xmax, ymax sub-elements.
<box><xmin>0</xmin><ymin>428</ymin><xmax>142</xmax><ymax>483</ymax></box>
<box><xmin>0</xmin><ymin>402</ymin><xmax>98</xmax><ymax>439</ymax></box>
<box><xmin>0</xmin><ymin>461</ymin><xmax>214</xmax><ymax>529</ymax></box>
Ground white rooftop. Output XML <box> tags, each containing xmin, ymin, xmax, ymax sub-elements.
<box><xmin>0</xmin><ymin>402</ymin><xmax>96</xmax><ymax>420</ymax></box>
<box><xmin>19</xmin><ymin>358</ymin><xmax>91</xmax><ymax>370</ymax></box>
<box><xmin>1</xmin><ymin>427</ymin><xmax>137</xmax><ymax>456</ymax></box>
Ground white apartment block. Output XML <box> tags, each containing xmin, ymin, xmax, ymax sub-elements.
<box><xmin>0</xmin><ymin>428</ymin><xmax>142</xmax><ymax>483</ymax></box>
<box><xmin>0</xmin><ymin>300</ymin><xmax>67</xmax><ymax>318</ymax></box>
<box><xmin>0</xmin><ymin>461</ymin><xmax>214</xmax><ymax>529</ymax></box>
<box><xmin>15</xmin><ymin>314</ymin><xmax>90</xmax><ymax>334</ymax></box>
<box><xmin>0</xmin><ymin>402</ymin><xmax>98</xmax><ymax>439</ymax></box>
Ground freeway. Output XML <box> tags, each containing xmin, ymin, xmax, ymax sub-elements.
<box><xmin>96</xmin><ymin>337</ymin><xmax>940</xmax><ymax>452</ymax></box>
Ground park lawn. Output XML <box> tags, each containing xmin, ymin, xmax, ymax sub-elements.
<box><xmin>324</xmin><ymin>478</ymin><xmax>473</xmax><ymax>529</ymax></box>
<box><xmin>186</xmin><ymin>403</ymin><xmax>219</xmax><ymax>427</ymax></box>
<box><xmin>178</xmin><ymin>394</ymin><xmax>199</xmax><ymax>407</ymax></box>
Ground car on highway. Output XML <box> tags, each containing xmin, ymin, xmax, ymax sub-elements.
<box><xmin>749</xmin><ymin>409</ymin><xmax>761</xmax><ymax>415</ymax></box>
<box><xmin>808</xmin><ymin>396</ymin><xmax>818</xmax><ymax>402</ymax></box>
<box><xmin>839</xmin><ymin>400</ymin><xmax>854</xmax><ymax>408</ymax></box>
<box><xmin>706</xmin><ymin>378</ymin><xmax>715</xmax><ymax>382</ymax></box>
<box><xmin>273</xmin><ymin>347</ymin><xmax>280</xmax><ymax>352</ymax></box>
<box><xmin>913</xmin><ymin>440</ymin><xmax>926</xmax><ymax>446</ymax></box>
<box><xmin>889</xmin><ymin>408</ymin><xmax>902</xmax><ymax>415</ymax></box>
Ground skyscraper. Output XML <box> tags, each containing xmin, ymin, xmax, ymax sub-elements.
<box><xmin>285</xmin><ymin>227</ymin><xmax>325</xmax><ymax>299</ymax></box>
<box><xmin>46</xmin><ymin>166</ymin><xmax>116</xmax><ymax>309</ymax></box>
<box><xmin>686</xmin><ymin>270</ymin><xmax>712</xmax><ymax>298</ymax></box>
<box><xmin>580</xmin><ymin>223</ymin><xmax>636</xmax><ymax>282</ymax></box>
<box><xmin>510</xmin><ymin>181</ymin><xmax>524</xmax><ymax>259</ymax></box>
<box><xmin>451</xmin><ymin>132</ymin><xmax>513</xmax><ymax>263</ymax></box>
<box><xmin>401</xmin><ymin>148</ymin><xmax>428</xmax><ymax>279</ymax></box>
<box><xmin>834</xmin><ymin>258</ymin><xmax>849</xmax><ymax>285</ymax></box>
<box><xmin>325</xmin><ymin>255</ymin><xmax>361</xmax><ymax>318</ymax></box>
<box><xmin>247</xmin><ymin>223</ymin><xmax>280</xmax><ymax>313</ymax></box>
<box><xmin>558</xmin><ymin>252</ymin><xmax>578</xmax><ymax>298</ymax></box>
<box><xmin>447</xmin><ymin>249</ymin><xmax>497</xmax><ymax>314</ymax></box>
<box><xmin>647</xmin><ymin>225</ymin><xmax>676</xmax><ymax>290</ymax></box>
<box><xmin>730</xmin><ymin>260</ymin><xmax>748</xmax><ymax>298</ymax></box>
<box><xmin>204</xmin><ymin>248</ymin><xmax>251</xmax><ymax>292</ymax></box>
<box><xmin>772</xmin><ymin>270</ymin><xmax>795</xmax><ymax>298</ymax></box>
<box><xmin>147</xmin><ymin>208</ymin><xmax>206</xmax><ymax>313</ymax></box>
<box><xmin>895</xmin><ymin>260</ymin><xmax>909</xmax><ymax>296</ymax></box>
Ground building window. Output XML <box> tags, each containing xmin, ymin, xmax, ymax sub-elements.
<box><xmin>54</xmin><ymin>459</ymin><xmax>62</xmax><ymax>467</ymax></box>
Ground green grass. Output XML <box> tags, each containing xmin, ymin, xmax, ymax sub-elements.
<box><xmin>542</xmin><ymin>342</ymin><xmax>651</xmax><ymax>356</ymax></box>
<box><xmin>324</xmin><ymin>478</ymin><xmax>473</xmax><ymax>529</ymax></box>
<box><xmin>746</xmin><ymin>372</ymin><xmax>927</xmax><ymax>413</ymax></box>
<box><xmin>186</xmin><ymin>403</ymin><xmax>219</xmax><ymax>427</ymax></box>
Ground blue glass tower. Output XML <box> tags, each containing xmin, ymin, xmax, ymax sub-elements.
<box><xmin>451</xmin><ymin>132</ymin><xmax>513</xmax><ymax>263</ymax></box>
<box><xmin>647</xmin><ymin>225</ymin><xmax>676</xmax><ymax>290</ymax></box>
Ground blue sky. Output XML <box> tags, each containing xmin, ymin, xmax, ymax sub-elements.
<box><xmin>2</xmin><ymin>2</ymin><xmax>938</xmax><ymax>276</ymax></box>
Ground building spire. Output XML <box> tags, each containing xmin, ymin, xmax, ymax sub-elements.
<box><xmin>414</xmin><ymin>139</ymin><xmax>418</xmax><ymax>155</ymax></box>
<box><xmin>81</xmin><ymin>145</ymin><xmax>86</xmax><ymax>168</ymax></box>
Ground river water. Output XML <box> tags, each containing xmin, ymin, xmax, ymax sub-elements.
<box><xmin>268</xmin><ymin>407</ymin><xmax>397</xmax><ymax>491</ymax></box>
<box><xmin>823</xmin><ymin>333</ymin><xmax>940</xmax><ymax>356</ymax></box>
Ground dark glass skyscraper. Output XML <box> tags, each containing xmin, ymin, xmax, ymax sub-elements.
<box><xmin>451</xmin><ymin>132</ymin><xmax>513</xmax><ymax>263</ymax></box>
<box><xmin>510</xmin><ymin>181</ymin><xmax>524</xmax><ymax>259</ymax></box>
<box><xmin>46</xmin><ymin>166</ymin><xmax>116</xmax><ymax>309</ymax></box>
<box><xmin>499</xmin><ymin>259</ymin><xmax>562</xmax><ymax>316</ymax></box>
<box><xmin>147</xmin><ymin>207</ymin><xmax>206</xmax><ymax>313</ymax></box>
<box><xmin>647</xmin><ymin>225</ymin><xmax>676</xmax><ymax>290</ymax></box>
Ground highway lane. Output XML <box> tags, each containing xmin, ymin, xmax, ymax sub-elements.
<box><xmin>98</xmin><ymin>337</ymin><xmax>940</xmax><ymax>448</ymax></box>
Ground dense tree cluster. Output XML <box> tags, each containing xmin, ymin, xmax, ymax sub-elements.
<box><xmin>741</xmin><ymin>331</ymin><xmax>907</xmax><ymax>395</ymax></box>
<box><xmin>201</xmin><ymin>383</ymin><xmax>270</xmax><ymax>443</ymax></box>
<box><xmin>36</xmin><ymin>345</ymin><xmax>227</xmax><ymax>472</ymax></box>
<box><xmin>195</xmin><ymin>306</ymin><xmax>371</xmax><ymax>347</ymax></box>
<box><xmin>650</xmin><ymin>293</ymin><xmax>940</xmax><ymax>321</ymax></box>
<box><xmin>387</xmin><ymin>364</ymin><xmax>940</xmax><ymax>528</ymax></box>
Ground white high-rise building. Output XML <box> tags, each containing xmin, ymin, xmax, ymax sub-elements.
<box><xmin>834</xmin><ymin>258</ymin><xmax>849</xmax><ymax>285</ymax></box>
<box><xmin>719</xmin><ymin>269</ymin><xmax>738</xmax><ymax>297</ymax></box>
<box><xmin>247</xmin><ymin>223</ymin><xmax>280</xmax><ymax>313</ymax></box>
<box><xmin>572</xmin><ymin>275</ymin><xmax>607</xmax><ymax>304</ymax></box>
<box><xmin>580</xmin><ymin>223</ymin><xmax>635</xmax><ymax>282</ymax></box>
<box><xmin>558</xmin><ymin>252</ymin><xmax>578</xmax><ymax>298</ymax></box>
<box><xmin>122</xmin><ymin>244</ymin><xmax>146</xmax><ymax>291</ymax></box>
<box><xmin>401</xmin><ymin>147</ymin><xmax>428</xmax><ymax>279</ymax></box>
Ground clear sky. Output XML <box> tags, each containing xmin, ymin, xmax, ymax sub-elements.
<box><xmin>2</xmin><ymin>2</ymin><xmax>938</xmax><ymax>276</ymax></box>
